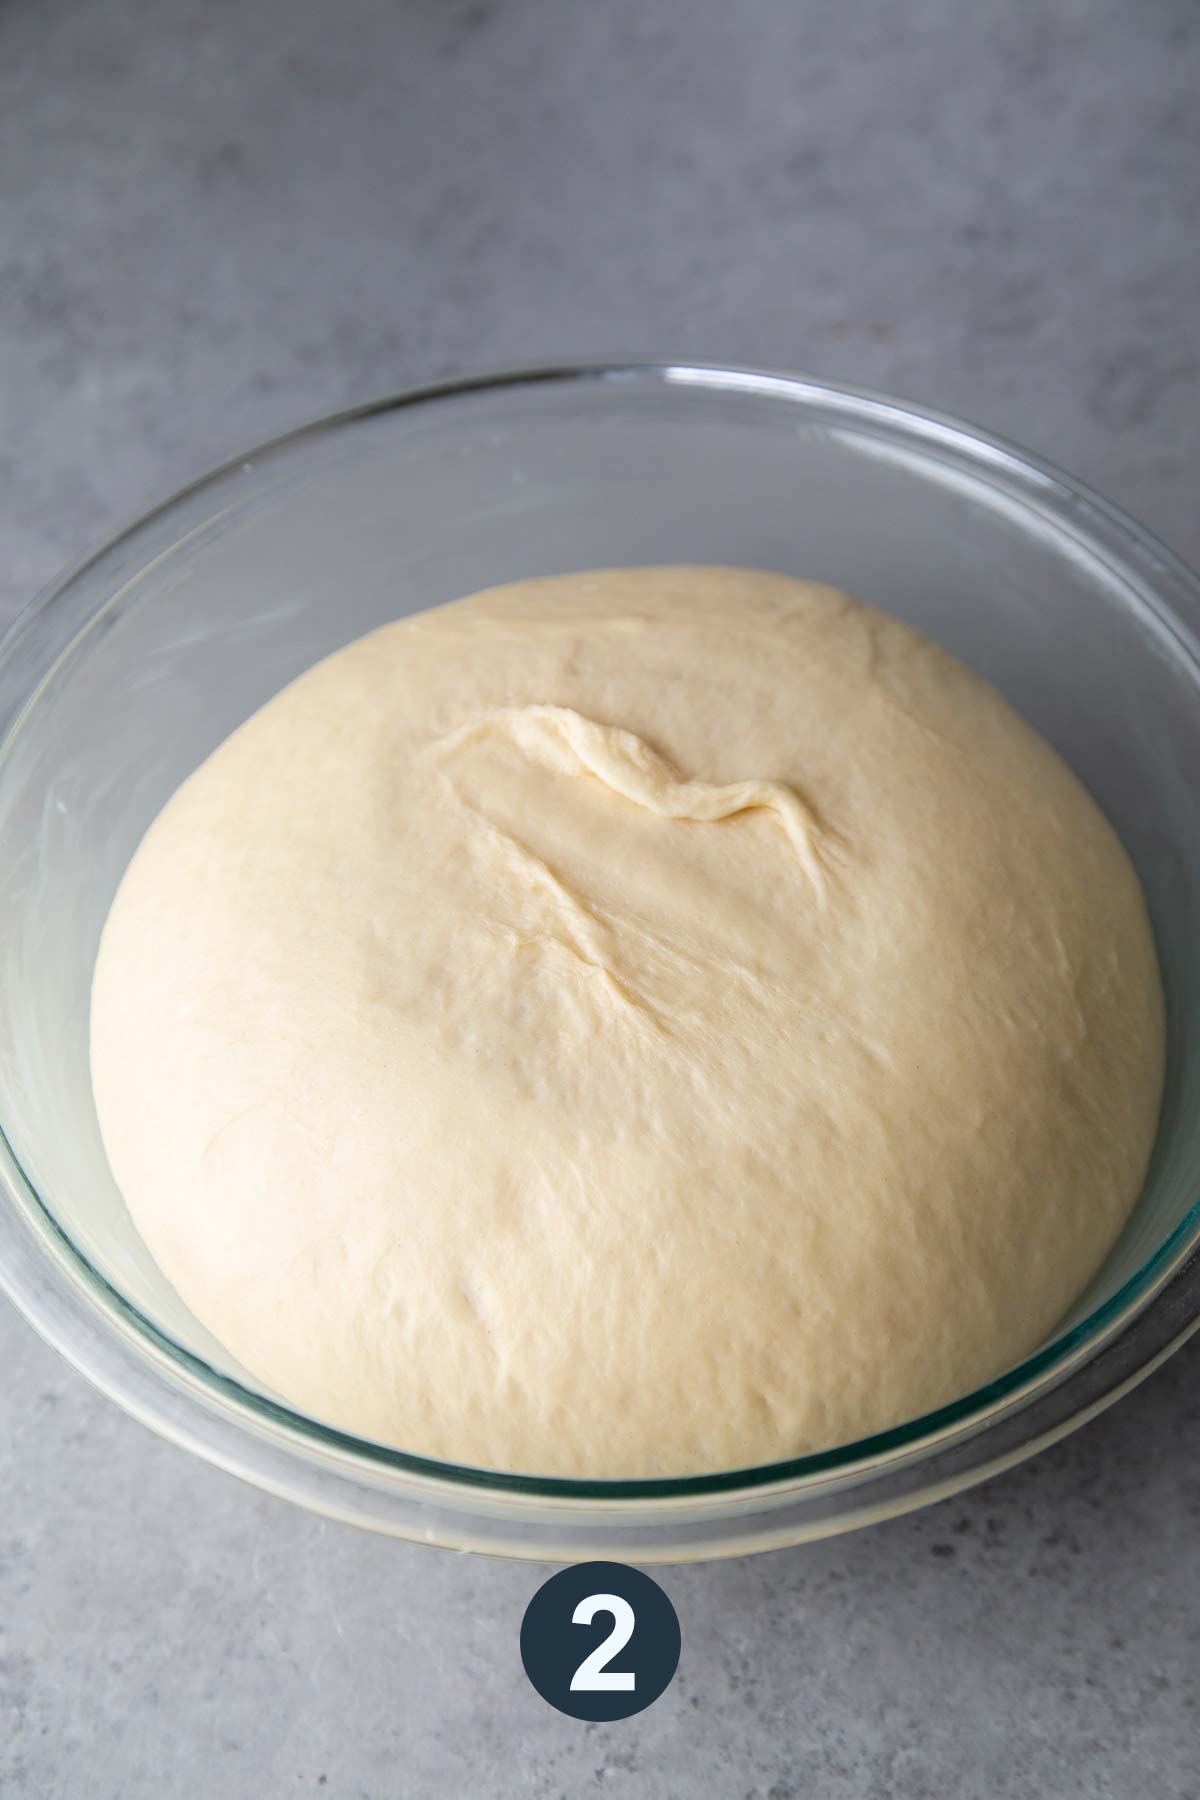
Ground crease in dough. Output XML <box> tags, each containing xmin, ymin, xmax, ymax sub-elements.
<box><xmin>433</xmin><ymin>703</ymin><xmax>837</xmax><ymax>899</ymax></box>
<box><xmin>443</xmin><ymin>790</ymin><xmax>671</xmax><ymax>1031</ymax></box>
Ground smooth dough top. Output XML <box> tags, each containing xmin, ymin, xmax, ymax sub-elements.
<box><xmin>90</xmin><ymin>567</ymin><xmax>1164</xmax><ymax>1477</ymax></box>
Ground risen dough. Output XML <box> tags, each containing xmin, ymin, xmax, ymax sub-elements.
<box><xmin>90</xmin><ymin>567</ymin><xmax>1164</xmax><ymax>1477</ymax></box>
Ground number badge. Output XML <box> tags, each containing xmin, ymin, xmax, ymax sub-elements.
<box><xmin>520</xmin><ymin>1561</ymin><xmax>681</xmax><ymax>1720</ymax></box>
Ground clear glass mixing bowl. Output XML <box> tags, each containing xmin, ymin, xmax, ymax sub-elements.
<box><xmin>1</xmin><ymin>362</ymin><xmax>1198</xmax><ymax>1561</ymax></box>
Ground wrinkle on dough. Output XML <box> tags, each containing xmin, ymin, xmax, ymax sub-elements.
<box><xmin>434</xmin><ymin>702</ymin><xmax>837</xmax><ymax>899</ymax></box>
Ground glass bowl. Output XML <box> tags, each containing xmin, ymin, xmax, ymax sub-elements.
<box><xmin>1</xmin><ymin>361</ymin><xmax>1198</xmax><ymax>1562</ymax></box>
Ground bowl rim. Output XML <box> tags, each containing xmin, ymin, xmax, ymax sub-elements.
<box><xmin>2</xmin><ymin>357</ymin><xmax>1199</xmax><ymax>1549</ymax></box>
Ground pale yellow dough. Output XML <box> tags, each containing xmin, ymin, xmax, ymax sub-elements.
<box><xmin>90</xmin><ymin>567</ymin><xmax>1165</xmax><ymax>1477</ymax></box>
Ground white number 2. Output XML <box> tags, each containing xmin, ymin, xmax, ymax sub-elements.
<box><xmin>569</xmin><ymin>1593</ymin><xmax>636</xmax><ymax>1692</ymax></box>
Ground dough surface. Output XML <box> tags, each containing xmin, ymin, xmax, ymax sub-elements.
<box><xmin>90</xmin><ymin>567</ymin><xmax>1165</xmax><ymax>1477</ymax></box>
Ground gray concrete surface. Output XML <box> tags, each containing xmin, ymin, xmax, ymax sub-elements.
<box><xmin>2</xmin><ymin>0</ymin><xmax>1199</xmax><ymax>1793</ymax></box>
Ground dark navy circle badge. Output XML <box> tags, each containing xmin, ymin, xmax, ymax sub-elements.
<box><xmin>520</xmin><ymin>1560</ymin><xmax>681</xmax><ymax>1720</ymax></box>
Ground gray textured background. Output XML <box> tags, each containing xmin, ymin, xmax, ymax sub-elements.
<box><xmin>2</xmin><ymin>1</ymin><xmax>1199</xmax><ymax>1794</ymax></box>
